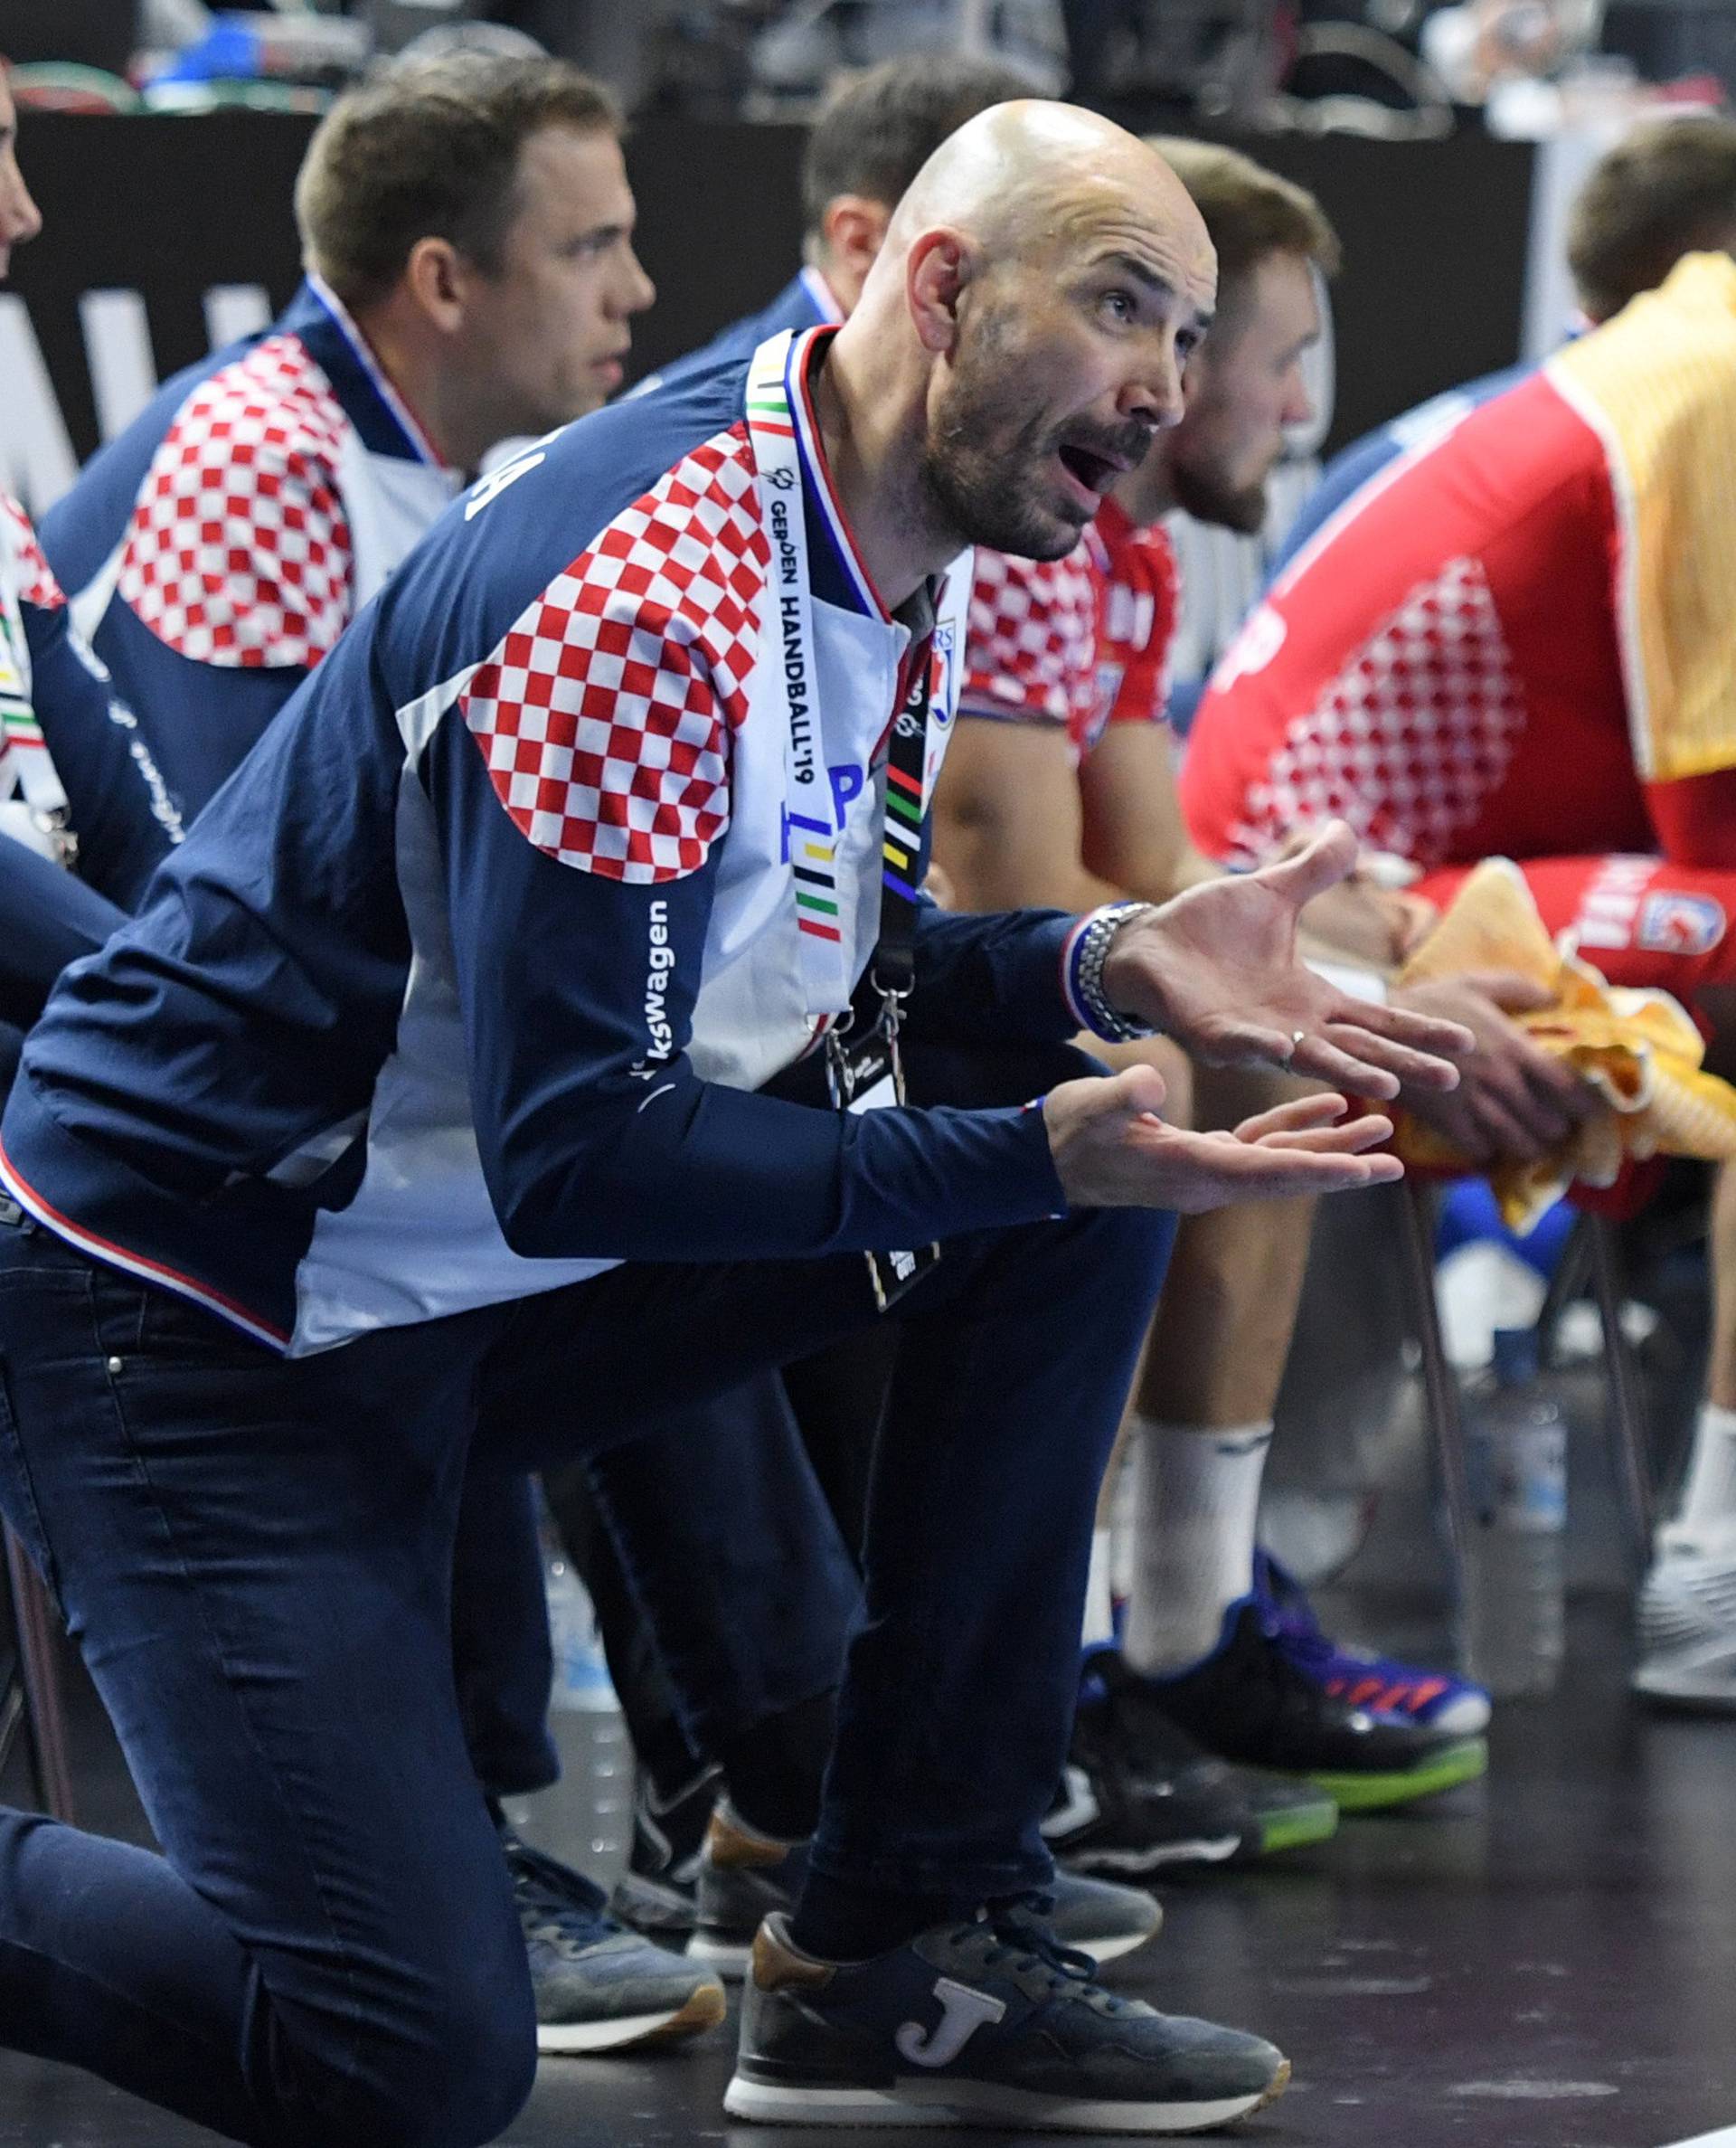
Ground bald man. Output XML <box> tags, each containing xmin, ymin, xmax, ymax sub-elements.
<box><xmin>0</xmin><ymin>105</ymin><xmax>1467</xmax><ymax>2140</ymax></box>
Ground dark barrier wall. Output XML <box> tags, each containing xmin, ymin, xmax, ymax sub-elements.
<box><xmin>2</xmin><ymin>111</ymin><xmax>1534</xmax><ymax>502</ymax></box>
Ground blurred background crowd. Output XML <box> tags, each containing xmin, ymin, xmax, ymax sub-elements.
<box><xmin>5</xmin><ymin>0</ymin><xmax>1736</xmax><ymax>137</ymax></box>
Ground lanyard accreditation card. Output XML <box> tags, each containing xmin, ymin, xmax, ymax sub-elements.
<box><xmin>743</xmin><ymin>326</ymin><xmax>942</xmax><ymax>1310</ymax></box>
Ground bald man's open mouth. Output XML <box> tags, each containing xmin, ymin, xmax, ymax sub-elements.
<box><xmin>1053</xmin><ymin>422</ymin><xmax>1150</xmax><ymax>514</ymax></box>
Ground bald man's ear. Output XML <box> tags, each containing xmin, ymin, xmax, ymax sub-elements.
<box><xmin>906</xmin><ymin>229</ymin><xmax>970</xmax><ymax>356</ymax></box>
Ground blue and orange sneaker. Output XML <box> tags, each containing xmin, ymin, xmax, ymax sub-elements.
<box><xmin>1255</xmin><ymin>1552</ymin><xmax>1492</xmax><ymax>1736</ymax></box>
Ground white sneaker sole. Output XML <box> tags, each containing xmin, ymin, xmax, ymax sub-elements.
<box><xmin>722</xmin><ymin>2058</ymin><xmax>1290</xmax><ymax>2133</ymax></box>
<box><xmin>690</xmin><ymin>1923</ymin><xmax>1156</xmax><ymax>1983</ymax></box>
<box><xmin>1059</xmin><ymin>1836</ymin><xmax>1241</xmax><ymax>1878</ymax></box>
<box><xmin>1632</xmin><ymin>1654</ymin><xmax>1736</xmax><ymax>1708</ymax></box>
<box><xmin>536</xmin><ymin>1982</ymin><xmax>726</xmax><ymax>2055</ymax></box>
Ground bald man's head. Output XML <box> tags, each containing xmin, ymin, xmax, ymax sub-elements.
<box><xmin>839</xmin><ymin>101</ymin><xmax>1215</xmax><ymax>563</ymax></box>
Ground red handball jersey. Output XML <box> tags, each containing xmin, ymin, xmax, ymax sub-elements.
<box><xmin>961</xmin><ymin>541</ymin><xmax>1100</xmax><ymax>759</ymax></box>
<box><xmin>959</xmin><ymin>508</ymin><xmax>1178</xmax><ymax>765</ymax></box>
<box><xmin>1179</xmin><ymin>370</ymin><xmax>1647</xmax><ymax>872</ymax></box>
<box><xmin>1179</xmin><ymin>355</ymin><xmax>1736</xmax><ymax>1003</ymax></box>
<box><xmin>1087</xmin><ymin>494</ymin><xmax>1179</xmax><ymax>737</ymax></box>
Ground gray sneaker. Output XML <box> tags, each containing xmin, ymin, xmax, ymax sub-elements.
<box><xmin>725</xmin><ymin>1910</ymin><xmax>1288</xmax><ymax>2132</ymax></box>
<box><xmin>499</xmin><ymin>1826</ymin><xmax>726</xmax><ymax>2054</ymax></box>
<box><xmin>691</xmin><ymin>1807</ymin><xmax>1161</xmax><ymax>1980</ymax></box>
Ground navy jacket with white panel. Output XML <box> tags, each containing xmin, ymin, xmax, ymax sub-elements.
<box><xmin>41</xmin><ymin>276</ymin><xmax>461</xmax><ymax>821</ymax></box>
<box><xmin>3</xmin><ymin>329</ymin><xmax>1099</xmax><ymax>1355</ymax></box>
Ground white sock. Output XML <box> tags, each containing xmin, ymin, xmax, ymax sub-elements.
<box><xmin>1120</xmin><ymin>1418</ymin><xmax>1274</xmax><ymax>1676</ymax></box>
<box><xmin>1081</xmin><ymin>1526</ymin><xmax>1118</xmax><ymax>1646</ymax></box>
<box><xmin>1667</xmin><ymin>1400</ymin><xmax>1736</xmax><ymax>1552</ymax></box>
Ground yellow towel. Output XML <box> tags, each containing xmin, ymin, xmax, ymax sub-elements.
<box><xmin>1545</xmin><ymin>252</ymin><xmax>1736</xmax><ymax>782</ymax></box>
<box><xmin>1394</xmin><ymin>857</ymin><xmax>1736</xmax><ymax>1230</ymax></box>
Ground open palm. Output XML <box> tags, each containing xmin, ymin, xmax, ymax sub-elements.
<box><xmin>1099</xmin><ymin>823</ymin><xmax>1471</xmax><ymax>1102</ymax></box>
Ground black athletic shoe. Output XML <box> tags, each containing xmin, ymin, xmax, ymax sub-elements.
<box><xmin>692</xmin><ymin>1807</ymin><xmax>1161</xmax><ymax>1980</ymax></box>
<box><xmin>609</xmin><ymin>1764</ymin><xmax>721</xmax><ymax>1943</ymax></box>
<box><xmin>725</xmin><ymin>1909</ymin><xmax>1288</xmax><ymax>2132</ymax></box>
<box><xmin>1141</xmin><ymin>1600</ymin><xmax>1488</xmax><ymax>1811</ymax></box>
<box><xmin>1046</xmin><ymin>1649</ymin><xmax>1337</xmax><ymax>1876</ymax></box>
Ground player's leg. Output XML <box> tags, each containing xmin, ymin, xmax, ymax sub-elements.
<box><xmin>1082</xmin><ymin>1051</ymin><xmax>1484</xmax><ymax>1829</ymax></box>
<box><xmin>0</xmin><ymin>1219</ymin><xmax>533</xmax><ymax>2148</ymax></box>
<box><xmin>1506</xmin><ymin>855</ymin><xmax>1736</xmax><ymax>1705</ymax></box>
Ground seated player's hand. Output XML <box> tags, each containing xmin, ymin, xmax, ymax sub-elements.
<box><xmin>1043</xmin><ymin>1063</ymin><xmax>1401</xmax><ymax>1214</ymax></box>
<box><xmin>1388</xmin><ymin>969</ymin><xmax>1598</xmax><ymax>1166</ymax></box>
<box><xmin>1299</xmin><ymin>878</ymin><xmax>1439</xmax><ymax>969</ymax></box>
<box><xmin>1099</xmin><ymin>821</ymin><xmax>1474</xmax><ymax>1102</ymax></box>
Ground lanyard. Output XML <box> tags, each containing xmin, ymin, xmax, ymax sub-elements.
<box><xmin>874</xmin><ymin>616</ymin><xmax>932</xmax><ymax>1015</ymax></box>
<box><xmin>745</xmin><ymin>329</ymin><xmax>854</xmax><ymax>1016</ymax></box>
<box><xmin>744</xmin><ymin>326</ymin><xmax>936</xmax><ymax>1031</ymax></box>
<box><xmin>0</xmin><ymin>591</ymin><xmax>71</xmax><ymax>824</ymax></box>
<box><xmin>744</xmin><ymin>329</ymin><xmax>951</xmax><ymax>1312</ymax></box>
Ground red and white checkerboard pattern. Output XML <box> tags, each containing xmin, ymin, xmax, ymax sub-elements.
<box><xmin>0</xmin><ymin>493</ymin><xmax>64</xmax><ymax>611</ymax></box>
<box><xmin>1228</xmin><ymin>554</ymin><xmax>1526</xmax><ymax>867</ymax></box>
<box><xmin>460</xmin><ymin>427</ymin><xmax>767</xmax><ymax>884</ymax></box>
<box><xmin>963</xmin><ymin>543</ymin><xmax>1099</xmax><ymax>752</ymax></box>
<box><xmin>118</xmin><ymin>335</ymin><xmax>354</xmax><ymax>670</ymax></box>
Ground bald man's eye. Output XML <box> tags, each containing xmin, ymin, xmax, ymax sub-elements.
<box><xmin>1099</xmin><ymin>289</ymin><xmax>1137</xmax><ymax>326</ymax></box>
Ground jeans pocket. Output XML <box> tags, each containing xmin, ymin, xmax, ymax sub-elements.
<box><xmin>0</xmin><ymin>1356</ymin><xmax>66</xmax><ymax>1627</ymax></box>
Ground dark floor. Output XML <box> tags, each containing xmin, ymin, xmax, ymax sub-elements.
<box><xmin>4</xmin><ymin>1594</ymin><xmax>1734</xmax><ymax>2148</ymax></box>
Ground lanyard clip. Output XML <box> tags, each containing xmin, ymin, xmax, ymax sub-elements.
<box><xmin>869</xmin><ymin>969</ymin><xmax>910</xmax><ymax>1044</ymax></box>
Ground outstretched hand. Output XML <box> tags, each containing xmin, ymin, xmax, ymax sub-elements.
<box><xmin>1098</xmin><ymin>822</ymin><xmax>1473</xmax><ymax>1101</ymax></box>
<box><xmin>1043</xmin><ymin>1063</ymin><xmax>1402</xmax><ymax>1215</ymax></box>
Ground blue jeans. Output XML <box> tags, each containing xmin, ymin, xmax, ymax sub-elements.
<box><xmin>0</xmin><ymin>1188</ymin><xmax>1169</xmax><ymax>2146</ymax></box>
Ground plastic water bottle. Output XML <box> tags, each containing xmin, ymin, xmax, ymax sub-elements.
<box><xmin>1460</xmin><ymin>1327</ymin><xmax>1568</xmax><ymax>1696</ymax></box>
<box><xmin>539</xmin><ymin>1501</ymin><xmax>618</xmax><ymax>1714</ymax></box>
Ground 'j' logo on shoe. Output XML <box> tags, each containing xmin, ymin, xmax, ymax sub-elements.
<box><xmin>895</xmin><ymin>1977</ymin><xmax>1008</xmax><ymax>2068</ymax></box>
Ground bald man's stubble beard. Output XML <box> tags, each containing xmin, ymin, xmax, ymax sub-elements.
<box><xmin>918</xmin><ymin>432</ymin><xmax>1083</xmax><ymax>563</ymax></box>
<box><xmin>918</xmin><ymin>323</ymin><xmax>1091</xmax><ymax>561</ymax></box>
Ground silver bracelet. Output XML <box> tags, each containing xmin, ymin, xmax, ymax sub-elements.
<box><xmin>1071</xmin><ymin>902</ymin><xmax>1159</xmax><ymax>1042</ymax></box>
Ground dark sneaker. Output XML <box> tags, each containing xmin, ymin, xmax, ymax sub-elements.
<box><xmin>1047</xmin><ymin>1651</ymin><xmax>1337</xmax><ymax>1875</ymax></box>
<box><xmin>498</xmin><ymin>1825</ymin><xmax>727</xmax><ymax>2054</ymax></box>
<box><xmin>609</xmin><ymin>1764</ymin><xmax>722</xmax><ymax>1944</ymax></box>
<box><xmin>724</xmin><ymin>1910</ymin><xmax>1288</xmax><ymax>2132</ymax></box>
<box><xmin>1256</xmin><ymin>1551</ymin><xmax>1492</xmax><ymax>1735</ymax></box>
<box><xmin>693</xmin><ymin>1808</ymin><xmax>1160</xmax><ymax>1979</ymax></box>
<box><xmin>1142</xmin><ymin>1601</ymin><xmax>1488</xmax><ymax>1812</ymax></box>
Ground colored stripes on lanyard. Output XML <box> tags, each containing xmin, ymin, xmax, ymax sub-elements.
<box><xmin>876</xmin><ymin>629</ymin><xmax>931</xmax><ymax>1007</ymax></box>
<box><xmin>0</xmin><ymin>598</ymin><xmax>70</xmax><ymax>820</ymax></box>
<box><xmin>744</xmin><ymin>327</ymin><xmax>930</xmax><ymax>1023</ymax></box>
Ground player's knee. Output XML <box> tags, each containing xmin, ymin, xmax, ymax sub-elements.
<box><xmin>311</xmin><ymin>1987</ymin><xmax>537</xmax><ymax>2148</ymax></box>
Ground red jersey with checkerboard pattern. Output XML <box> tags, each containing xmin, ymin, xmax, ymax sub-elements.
<box><xmin>961</xmin><ymin>541</ymin><xmax>1099</xmax><ymax>758</ymax></box>
<box><xmin>116</xmin><ymin>333</ymin><xmax>354</xmax><ymax>671</ymax></box>
<box><xmin>1180</xmin><ymin>370</ymin><xmax>1648</xmax><ymax>871</ymax></box>
<box><xmin>1088</xmin><ymin>495</ymin><xmax>1178</xmax><ymax>736</ymax></box>
<box><xmin>961</xmin><ymin>511</ymin><xmax>1178</xmax><ymax>765</ymax></box>
<box><xmin>0</xmin><ymin>495</ymin><xmax>65</xmax><ymax>612</ymax></box>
